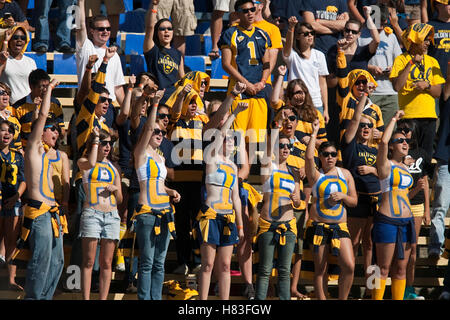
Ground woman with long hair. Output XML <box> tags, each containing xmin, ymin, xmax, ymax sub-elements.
<box><xmin>372</xmin><ymin>110</ymin><xmax>415</xmax><ymax>300</ymax></box>
<box><xmin>254</xmin><ymin>124</ymin><xmax>302</xmax><ymax>300</ymax></box>
<box><xmin>341</xmin><ymin>91</ymin><xmax>380</xmax><ymax>299</ymax></box>
<box><xmin>130</xmin><ymin>89</ymin><xmax>181</xmax><ymax>300</ymax></box>
<box><xmin>283</xmin><ymin>17</ymin><xmax>329</xmax><ymax>122</ymax></box>
<box><xmin>78</xmin><ymin>127</ymin><xmax>123</xmax><ymax>300</ymax></box>
<box><xmin>144</xmin><ymin>0</ymin><xmax>185</xmax><ymax>103</ymax></box>
<box><xmin>304</xmin><ymin>120</ymin><xmax>357</xmax><ymax>300</ymax></box>
<box><xmin>195</xmin><ymin>100</ymin><xmax>246</xmax><ymax>300</ymax></box>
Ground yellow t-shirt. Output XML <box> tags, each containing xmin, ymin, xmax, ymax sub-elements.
<box><xmin>253</xmin><ymin>19</ymin><xmax>283</xmax><ymax>85</ymax></box>
<box><xmin>390</xmin><ymin>53</ymin><xmax>445</xmax><ymax>119</ymax></box>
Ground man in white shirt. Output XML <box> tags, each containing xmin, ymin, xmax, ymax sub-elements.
<box><xmin>75</xmin><ymin>0</ymin><xmax>125</xmax><ymax>105</ymax></box>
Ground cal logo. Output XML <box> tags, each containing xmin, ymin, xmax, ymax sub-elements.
<box><xmin>158</xmin><ymin>54</ymin><xmax>178</xmax><ymax>75</ymax></box>
<box><xmin>437</xmin><ymin>38</ymin><xmax>450</xmax><ymax>52</ymax></box>
<box><xmin>237</xmin><ymin>36</ymin><xmax>244</xmax><ymax>42</ymax></box>
<box><xmin>326</xmin><ymin>6</ymin><xmax>338</xmax><ymax>13</ymax></box>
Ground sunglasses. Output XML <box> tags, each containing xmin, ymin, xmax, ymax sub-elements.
<box><xmin>399</xmin><ymin>127</ymin><xmax>411</xmax><ymax>134</ymax></box>
<box><xmin>359</xmin><ymin>122</ymin><xmax>374</xmax><ymax>129</ymax></box>
<box><xmin>279</xmin><ymin>143</ymin><xmax>293</xmax><ymax>149</ymax></box>
<box><xmin>100</xmin><ymin>140</ymin><xmax>113</xmax><ymax>147</ymax></box>
<box><xmin>344</xmin><ymin>28</ymin><xmax>359</xmax><ymax>35</ymax></box>
<box><xmin>158</xmin><ymin>27</ymin><xmax>173</xmax><ymax>32</ymax></box>
<box><xmin>157</xmin><ymin>113</ymin><xmax>170</xmax><ymax>120</ymax></box>
<box><xmin>44</xmin><ymin>125</ymin><xmax>60</xmax><ymax>133</ymax></box>
<box><xmin>200</xmin><ymin>80</ymin><xmax>208</xmax><ymax>87</ymax></box>
<box><xmin>301</xmin><ymin>31</ymin><xmax>315</xmax><ymax>37</ymax></box>
<box><xmin>94</xmin><ymin>27</ymin><xmax>111</xmax><ymax>32</ymax></box>
<box><xmin>153</xmin><ymin>128</ymin><xmax>167</xmax><ymax>136</ymax></box>
<box><xmin>391</xmin><ymin>138</ymin><xmax>411</xmax><ymax>144</ymax></box>
<box><xmin>239</xmin><ymin>7</ymin><xmax>256</xmax><ymax>14</ymax></box>
<box><xmin>0</xmin><ymin>90</ymin><xmax>9</xmax><ymax>96</ymax></box>
<box><xmin>284</xmin><ymin>115</ymin><xmax>297</xmax><ymax>122</ymax></box>
<box><xmin>11</xmin><ymin>35</ymin><xmax>27</xmax><ymax>41</ymax></box>
<box><xmin>354</xmin><ymin>79</ymin><xmax>368</xmax><ymax>86</ymax></box>
<box><xmin>321</xmin><ymin>151</ymin><xmax>338</xmax><ymax>158</ymax></box>
<box><xmin>99</xmin><ymin>96</ymin><xmax>112</xmax><ymax>104</ymax></box>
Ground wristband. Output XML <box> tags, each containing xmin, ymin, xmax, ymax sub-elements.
<box><xmin>409</xmin><ymin>59</ymin><xmax>414</xmax><ymax>66</ymax></box>
<box><xmin>151</xmin><ymin>9</ymin><xmax>157</xmax><ymax>13</ymax></box>
<box><xmin>237</xmin><ymin>225</ymin><xmax>243</xmax><ymax>230</ymax></box>
<box><xmin>288</xmin><ymin>28</ymin><xmax>295</xmax><ymax>32</ymax></box>
<box><xmin>103</xmin><ymin>57</ymin><xmax>109</xmax><ymax>63</ymax></box>
<box><xmin>85</xmin><ymin>65</ymin><xmax>93</xmax><ymax>70</ymax></box>
<box><xmin>128</xmin><ymin>87</ymin><xmax>133</xmax><ymax>91</ymax></box>
<box><xmin>230</xmin><ymin>91</ymin><xmax>239</xmax><ymax>97</ymax></box>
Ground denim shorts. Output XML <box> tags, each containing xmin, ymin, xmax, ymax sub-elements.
<box><xmin>78</xmin><ymin>207</ymin><xmax>120</xmax><ymax>241</ymax></box>
<box><xmin>372</xmin><ymin>218</ymin><xmax>413</xmax><ymax>243</ymax></box>
<box><xmin>0</xmin><ymin>202</ymin><xmax>23</xmax><ymax>217</ymax></box>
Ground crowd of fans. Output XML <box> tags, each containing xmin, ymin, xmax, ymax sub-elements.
<box><xmin>0</xmin><ymin>0</ymin><xmax>448</xmax><ymax>301</ymax></box>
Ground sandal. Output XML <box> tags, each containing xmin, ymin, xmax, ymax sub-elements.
<box><xmin>208</xmin><ymin>50</ymin><xmax>220</xmax><ymax>59</ymax></box>
<box><xmin>8</xmin><ymin>283</ymin><xmax>24</xmax><ymax>292</ymax></box>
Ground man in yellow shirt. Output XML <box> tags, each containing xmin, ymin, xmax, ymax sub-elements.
<box><xmin>390</xmin><ymin>23</ymin><xmax>445</xmax><ymax>156</ymax></box>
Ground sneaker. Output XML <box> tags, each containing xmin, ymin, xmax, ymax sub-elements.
<box><xmin>439</xmin><ymin>291</ymin><xmax>450</xmax><ymax>300</ymax></box>
<box><xmin>242</xmin><ymin>283</ymin><xmax>255</xmax><ymax>300</ymax></box>
<box><xmin>404</xmin><ymin>291</ymin><xmax>425</xmax><ymax>300</ymax></box>
<box><xmin>0</xmin><ymin>255</ymin><xmax>5</xmax><ymax>266</ymax></box>
<box><xmin>57</xmin><ymin>44</ymin><xmax>76</xmax><ymax>54</ymax></box>
<box><xmin>173</xmin><ymin>263</ymin><xmax>189</xmax><ymax>275</ymax></box>
<box><xmin>34</xmin><ymin>46</ymin><xmax>47</xmax><ymax>53</ymax></box>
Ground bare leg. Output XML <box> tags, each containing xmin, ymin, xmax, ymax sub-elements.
<box><xmin>215</xmin><ymin>245</ymin><xmax>234</xmax><ymax>300</ymax></box>
<box><xmin>313</xmin><ymin>244</ymin><xmax>329</xmax><ymax>300</ymax></box>
<box><xmin>6</xmin><ymin>216</ymin><xmax>23</xmax><ymax>290</ymax></box>
<box><xmin>237</xmin><ymin>205</ymin><xmax>253</xmax><ymax>285</ymax></box>
<box><xmin>338</xmin><ymin>238</ymin><xmax>355</xmax><ymax>300</ymax></box>
<box><xmin>199</xmin><ymin>243</ymin><xmax>217</xmax><ymax>300</ymax></box>
<box><xmin>81</xmin><ymin>238</ymin><xmax>99</xmax><ymax>300</ymax></box>
<box><xmin>209</xmin><ymin>10</ymin><xmax>225</xmax><ymax>58</ymax></box>
<box><xmin>406</xmin><ymin>217</ymin><xmax>422</xmax><ymax>287</ymax></box>
<box><xmin>98</xmin><ymin>239</ymin><xmax>116</xmax><ymax>300</ymax></box>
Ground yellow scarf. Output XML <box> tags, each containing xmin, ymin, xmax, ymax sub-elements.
<box><xmin>254</xmin><ymin>217</ymin><xmax>297</xmax><ymax>246</ymax></box>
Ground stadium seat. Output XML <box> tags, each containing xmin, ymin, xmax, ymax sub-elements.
<box><xmin>210</xmin><ymin>57</ymin><xmax>227</xmax><ymax>79</ymax></box>
<box><xmin>185</xmin><ymin>35</ymin><xmax>202</xmax><ymax>56</ymax></box>
<box><xmin>129</xmin><ymin>54</ymin><xmax>147</xmax><ymax>76</ymax></box>
<box><xmin>124</xmin><ymin>33</ymin><xmax>145</xmax><ymax>55</ymax></box>
<box><xmin>28</xmin><ymin>0</ymin><xmax>34</xmax><ymax>9</ymax></box>
<box><xmin>184</xmin><ymin>56</ymin><xmax>206</xmax><ymax>73</ymax></box>
<box><xmin>53</xmin><ymin>53</ymin><xmax>77</xmax><ymax>75</ymax></box>
<box><xmin>24</xmin><ymin>53</ymin><xmax>47</xmax><ymax>71</ymax></box>
<box><xmin>195</xmin><ymin>21</ymin><xmax>210</xmax><ymax>35</ymax></box>
<box><xmin>123</xmin><ymin>0</ymin><xmax>133</xmax><ymax>11</ymax></box>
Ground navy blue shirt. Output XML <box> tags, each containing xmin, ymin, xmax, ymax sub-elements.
<box><xmin>269</xmin><ymin>0</ymin><xmax>304</xmax><ymax>37</ymax></box>
<box><xmin>428</xmin><ymin>19</ymin><xmax>450</xmax><ymax>77</ymax></box>
<box><xmin>342</xmin><ymin>136</ymin><xmax>380</xmax><ymax>194</ymax></box>
<box><xmin>303</xmin><ymin>0</ymin><xmax>348</xmax><ymax>54</ymax></box>
<box><xmin>0</xmin><ymin>2</ymin><xmax>26</xmax><ymax>23</ymax></box>
<box><xmin>117</xmin><ymin>119</ymin><xmax>133</xmax><ymax>178</ymax></box>
<box><xmin>327</xmin><ymin>43</ymin><xmax>374</xmax><ymax>76</ymax></box>
<box><xmin>0</xmin><ymin>150</ymin><xmax>25</xmax><ymax>201</ymax></box>
<box><xmin>144</xmin><ymin>45</ymin><xmax>182</xmax><ymax>103</ymax></box>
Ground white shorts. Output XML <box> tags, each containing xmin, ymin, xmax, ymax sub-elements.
<box><xmin>212</xmin><ymin>0</ymin><xmax>236</xmax><ymax>12</ymax></box>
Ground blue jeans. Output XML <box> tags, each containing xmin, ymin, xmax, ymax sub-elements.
<box><xmin>255</xmin><ymin>227</ymin><xmax>296</xmax><ymax>300</ymax></box>
<box><xmin>33</xmin><ymin>0</ymin><xmax>75</xmax><ymax>50</ymax></box>
<box><xmin>429</xmin><ymin>163</ymin><xmax>450</xmax><ymax>255</ymax></box>
<box><xmin>25</xmin><ymin>211</ymin><xmax>64</xmax><ymax>300</ymax></box>
<box><xmin>135</xmin><ymin>213</ymin><xmax>171</xmax><ymax>300</ymax></box>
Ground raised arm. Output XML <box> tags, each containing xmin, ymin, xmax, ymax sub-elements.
<box><xmin>363</xmin><ymin>6</ymin><xmax>380</xmax><ymax>54</ymax></box>
<box><xmin>305</xmin><ymin>119</ymin><xmax>320</xmax><ymax>185</ymax></box>
<box><xmin>134</xmin><ymin>89</ymin><xmax>165</xmax><ymax>156</ymax></box>
<box><xmin>143</xmin><ymin>0</ymin><xmax>159</xmax><ymax>53</ymax></box>
<box><xmin>344</xmin><ymin>91</ymin><xmax>368</xmax><ymax>144</ymax></box>
<box><xmin>0</xmin><ymin>29</ymin><xmax>13</xmax><ymax>76</ymax></box>
<box><xmin>76</xmin><ymin>0</ymin><xmax>88</xmax><ymax>48</ymax></box>
<box><xmin>377</xmin><ymin>110</ymin><xmax>404</xmax><ymax>178</ymax></box>
<box><xmin>204</xmin><ymin>81</ymin><xmax>246</xmax><ymax>131</ymax></box>
<box><xmin>28</xmin><ymin>79</ymin><xmax>59</xmax><ymax>146</ymax></box>
<box><xmin>76</xmin><ymin>54</ymin><xmax>98</xmax><ymax>105</ymax></box>
<box><xmin>348</xmin><ymin>0</ymin><xmax>365</xmax><ymax>24</ymax></box>
<box><xmin>116</xmin><ymin>74</ymin><xmax>136</xmax><ymax>126</ymax></box>
<box><xmin>78</xmin><ymin>126</ymin><xmax>100</xmax><ymax>170</ymax></box>
<box><xmin>271</xmin><ymin>65</ymin><xmax>286</xmax><ymax>107</ymax></box>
